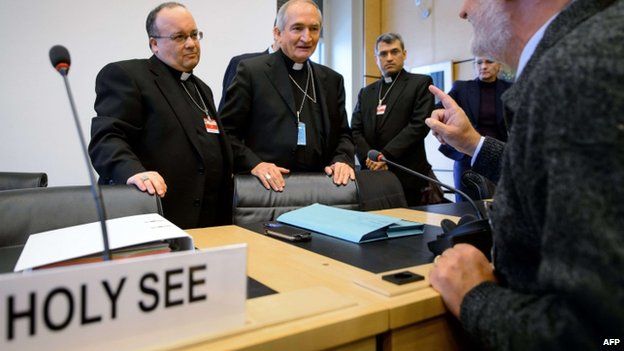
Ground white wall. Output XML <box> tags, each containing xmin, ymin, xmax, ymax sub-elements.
<box><xmin>323</xmin><ymin>0</ymin><xmax>363</xmax><ymax>117</ymax></box>
<box><xmin>0</xmin><ymin>0</ymin><xmax>275</xmax><ymax>186</ymax></box>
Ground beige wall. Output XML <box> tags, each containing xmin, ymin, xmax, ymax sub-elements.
<box><xmin>366</xmin><ymin>0</ymin><xmax>477</xmax><ymax>82</ymax></box>
<box><xmin>364</xmin><ymin>0</ymin><xmax>382</xmax><ymax>85</ymax></box>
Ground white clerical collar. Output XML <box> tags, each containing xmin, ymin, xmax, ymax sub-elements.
<box><xmin>180</xmin><ymin>72</ymin><xmax>192</xmax><ymax>81</ymax></box>
<box><xmin>268</xmin><ymin>45</ymin><xmax>275</xmax><ymax>54</ymax></box>
<box><xmin>516</xmin><ymin>12</ymin><xmax>559</xmax><ymax>79</ymax></box>
<box><xmin>292</xmin><ymin>62</ymin><xmax>304</xmax><ymax>71</ymax></box>
<box><xmin>383</xmin><ymin>76</ymin><xmax>393</xmax><ymax>83</ymax></box>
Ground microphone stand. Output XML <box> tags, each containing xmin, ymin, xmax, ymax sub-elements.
<box><xmin>380</xmin><ymin>156</ymin><xmax>484</xmax><ymax>220</ymax></box>
<box><xmin>60</xmin><ymin>71</ymin><xmax>112</xmax><ymax>261</ymax></box>
<box><xmin>370</xmin><ymin>150</ymin><xmax>492</xmax><ymax>259</ymax></box>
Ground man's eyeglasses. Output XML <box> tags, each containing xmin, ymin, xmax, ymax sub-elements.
<box><xmin>151</xmin><ymin>31</ymin><xmax>203</xmax><ymax>44</ymax></box>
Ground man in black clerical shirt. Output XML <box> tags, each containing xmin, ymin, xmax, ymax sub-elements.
<box><xmin>88</xmin><ymin>2</ymin><xmax>233</xmax><ymax>228</ymax></box>
<box><xmin>437</xmin><ymin>57</ymin><xmax>511</xmax><ymax>201</ymax></box>
<box><xmin>219</xmin><ymin>0</ymin><xmax>354</xmax><ymax>192</ymax></box>
<box><xmin>351</xmin><ymin>32</ymin><xmax>439</xmax><ymax>206</ymax></box>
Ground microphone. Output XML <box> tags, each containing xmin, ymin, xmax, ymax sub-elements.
<box><xmin>367</xmin><ymin>149</ymin><xmax>492</xmax><ymax>259</ymax></box>
<box><xmin>49</xmin><ymin>45</ymin><xmax>71</xmax><ymax>76</ymax></box>
<box><xmin>49</xmin><ymin>45</ymin><xmax>112</xmax><ymax>261</ymax></box>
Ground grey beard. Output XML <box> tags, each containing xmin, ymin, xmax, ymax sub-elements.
<box><xmin>470</xmin><ymin>0</ymin><xmax>513</xmax><ymax>64</ymax></box>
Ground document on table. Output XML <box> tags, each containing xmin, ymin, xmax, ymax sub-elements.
<box><xmin>277</xmin><ymin>203</ymin><xmax>424</xmax><ymax>243</ymax></box>
<box><xmin>14</xmin><ymin>213</ymin><xmax>193</xmax><ymax>271</ymax></box>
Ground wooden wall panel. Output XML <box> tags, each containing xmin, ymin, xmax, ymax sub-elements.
<box><xmin>363</xmin><ymin>0</ymin><xmax>382</xmax><ymax>86</ymax></box>
<box><xmin>376</xmin><ymin>0</ymin><xmax>474</xmax><ymax>81</ymax></box>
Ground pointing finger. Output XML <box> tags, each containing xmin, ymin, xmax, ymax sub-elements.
<box><xmin>428</xmin><ymin>85</ymin><xmax>459</xmax><ymax>111</ymax></box>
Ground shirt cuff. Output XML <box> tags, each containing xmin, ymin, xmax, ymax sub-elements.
<box><xmin>470</xmin><ymin>136</ymin><xmax>486</xmax><ymax>167</ymax></box>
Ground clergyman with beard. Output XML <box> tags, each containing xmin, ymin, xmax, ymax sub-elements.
<box><xmin>426</xmin><ymin>0</ymin><xmax>624</xmax><ymax>349</ymax></box>
<box><xmin>351</xmin><ymin>32</ymin><xmax>440</xmax><ymax>206</ymax></box>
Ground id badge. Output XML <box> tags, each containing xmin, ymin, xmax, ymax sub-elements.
<box><xmin>297</xmin><ymin>122</ymin><xmax>306</xmax><ymax>145</ymax></box>
<box><xmin>376</xmin><ymin>104</ymin><xmax>387</xmax><ymax>115</ymax></box>
<box><xmin>204</xmin><ymin>116</ymin><xmax>220</xmax><ymax>134</ymax></box>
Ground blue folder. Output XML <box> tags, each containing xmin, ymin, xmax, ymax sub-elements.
<box><xmin>276</xmin><ymin>203</ymin><xmax>424</xmax><ymax>243</ymax></box>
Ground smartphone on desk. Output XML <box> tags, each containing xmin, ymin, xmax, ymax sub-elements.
<box><xmin>263</xmin><ymin>222</ymin><xmax>311</xmax><ymax>242</ymax></box>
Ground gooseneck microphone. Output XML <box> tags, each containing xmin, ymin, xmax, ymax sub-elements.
<box><xmin>368</xmin><ymin>149</ymin><xmax>483</xmax><ymax>220</ymax></box>
<box><xmin>367</xmin><ymin>149</ymin><xmax>493</xmax><ymax>259</ymax></box>
<box><xmin>49</xmin><ymin>45</ymin><xmax>112</xmax><ymax>261</ymax></box>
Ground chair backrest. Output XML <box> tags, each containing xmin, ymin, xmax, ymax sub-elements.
<box><xmin>232</xmin><ymin>171</ymin><xmax>407</xmax><ymax>225</ymax></box>
<box><xmin>355</xmin><ymin>170</ymin><xmax>408</xmax><ymax>211</ymax></box>
<box><xmin>232</xmin><ymin>173</ymin><xmax>359</xmax><ymax>225</ymax></box>
<box><xmin>0</xmin><ymin>172</ymin><xmax>48</xmax><ymax>191</ymax></box>
<box><xmin>461</xmin><ymin>170</ymin><xmax>497</xmax><ymax>200</ymax></box>
<box><xmin>0</xmin><ymin>185</ymin><xmax>162</xmax><ymax>247</ymax></box>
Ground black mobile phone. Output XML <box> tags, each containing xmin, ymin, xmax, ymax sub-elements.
<box><xmin>263</xmin><ymin>222</ymin><xmax>311</xmax><ymax>242</ymax></box>
<box><xmin>381</xmin><ymin>271</ymin><xmax>425</xmax><ymax>285</ymax></box>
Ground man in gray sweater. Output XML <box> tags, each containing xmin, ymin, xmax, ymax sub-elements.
<box><xmin>427</xmin><ymin>0</ymin><xmax>624</xmax><ymax>349</ymax></box>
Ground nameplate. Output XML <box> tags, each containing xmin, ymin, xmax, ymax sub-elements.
<box><xmin>0</xmin><ymin>244</ymin><xmax>247</xmax><ymax>351</ymax></box>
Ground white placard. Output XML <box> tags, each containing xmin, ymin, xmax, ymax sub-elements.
<box><xmin>1</xmin><ymin>244</ymin><xmax>247</xmax><ymax>351</ymax></box>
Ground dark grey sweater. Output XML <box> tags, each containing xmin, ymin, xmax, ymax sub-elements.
<box><xmin>463</xmin><ymin>0</ymin><xmax>624</xmax><ymax>349</ymax></box>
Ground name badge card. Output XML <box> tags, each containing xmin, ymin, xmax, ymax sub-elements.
<box><xmin>204</xmin><ymin>116</ymin><xmax>220</xmax><ymax>134</ymax></box>
<box><xmin>297</xmin><ymin>122</ymin><xmax>306</xmax><ymax>145</ymax></box>
<box><xmin>376</xmin><ymin>105</ymin><xmax>386</xmax><ymax>115</ymax></box>
<box><xmin>1</xmin><ymin>245</ymin><xmax>247</xmax><ymax>351</ymax></box>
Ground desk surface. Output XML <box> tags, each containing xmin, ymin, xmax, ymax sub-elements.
<box><xmin>240</xmin><ymin>206</ymin><xmax>462</xmax><ymax>273</ymax></box>
<box><xmin>176</xmin><ymin>207</ymin><xmax>465</xmax><ymax>350</ymax></box>
<box><xmin>181</xmin><ymin>225</ymin><xmax>389</xmax><ymax>350</ymax></box>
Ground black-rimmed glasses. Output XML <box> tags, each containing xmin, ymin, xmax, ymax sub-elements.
<box><xmin>151</xmin><ymin>30</ymin><xmax>203</xmax><ymax>44</ymax></box>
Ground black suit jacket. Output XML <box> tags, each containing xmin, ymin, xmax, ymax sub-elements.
<box><xmin>88</xmin><ymin>56</ymin><xmax>233</xmax><ymax>229</ymax></box>
<box><xmin>218</xmin><ymin>49</ymin><xmax>269</xmax><ymax>112</ymax></box>
<box><xmin>351</xmin><ymin>70</ymin><xmax>435</xmax><ymax>204</ymax></box>
<box><xmin>220</xmin><ymin>52</ymin><xmax>354</xmax><ymax>172</ymax></box>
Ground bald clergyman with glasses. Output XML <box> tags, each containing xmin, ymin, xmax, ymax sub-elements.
<box><xmin>89</xmin><ymin>2</ymin><xmax>234</xmax><ymax>229</ymax></box>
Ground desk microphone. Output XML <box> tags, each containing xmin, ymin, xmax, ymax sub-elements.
<box><xmin>367</xmin><ymin>149</ymin><xmax>492</xmax><ymax>259</ymax></box>
<box><xmin>49</xmin><ymin>45</ymin><xmax>112</xmax><ymax>261</ymax></box>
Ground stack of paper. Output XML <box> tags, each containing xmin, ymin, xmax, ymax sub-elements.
<box><xmin>277</xmin><ymin>203</ymin><xmax>424</xmax><ymax>243</ymax></box>
<box><xmin>14</xmin><ymin>213</ymin><xmax>194</xmax><ymax>271</ymax></box>
<box><xmin>35</xmin><ymin>241</ymin><xmax>172</xmax><ymax>269</ymax></box>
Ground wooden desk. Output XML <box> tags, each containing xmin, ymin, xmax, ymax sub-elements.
<box><xmin>175</xmin><ymin>225</ymin><xmax>386</xmax><ymax>351</ymax></box>
<box><xmin>173</xmin><ymin>208</ymin><xmax>465</xmax><ymax>351</ymax></box>
<box><xmin>367</xmin><ymin>209</ymin><xmax>465</xmax><ymax>350</ymax></box>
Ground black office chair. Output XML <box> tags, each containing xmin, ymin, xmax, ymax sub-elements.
<box><xmin>232</xmin><ymin>171</ymin><xmax>408</xmax><ymax>225</ymax></box>
<box><xmin>354</xmin><ymin>170</ymin><xmax>408</xmax><ymax>211</ymax></box>
<box><xmin>232</xmin><ymin>173</ymin><xmax>359</xmax><ymax>225</ymax></box>
<box><xmin>461</xmin><ymin>170</ymin><xmax>496</xmax><ymax>200</ymax></box>
<box><xmin>0</xmin><ymin>172</ymin><xmax>48</xmax><ymax>191</ymax></box>
<box><xmin>0</xmin><ymin>185</ymin><xmax>162</xmax><ymax>247</ymax></box>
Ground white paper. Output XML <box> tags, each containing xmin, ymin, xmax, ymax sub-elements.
<box><xmin>14</xmin><ymin>213</ymin><xmax>193</xmax><ymax>271</ymax></box>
